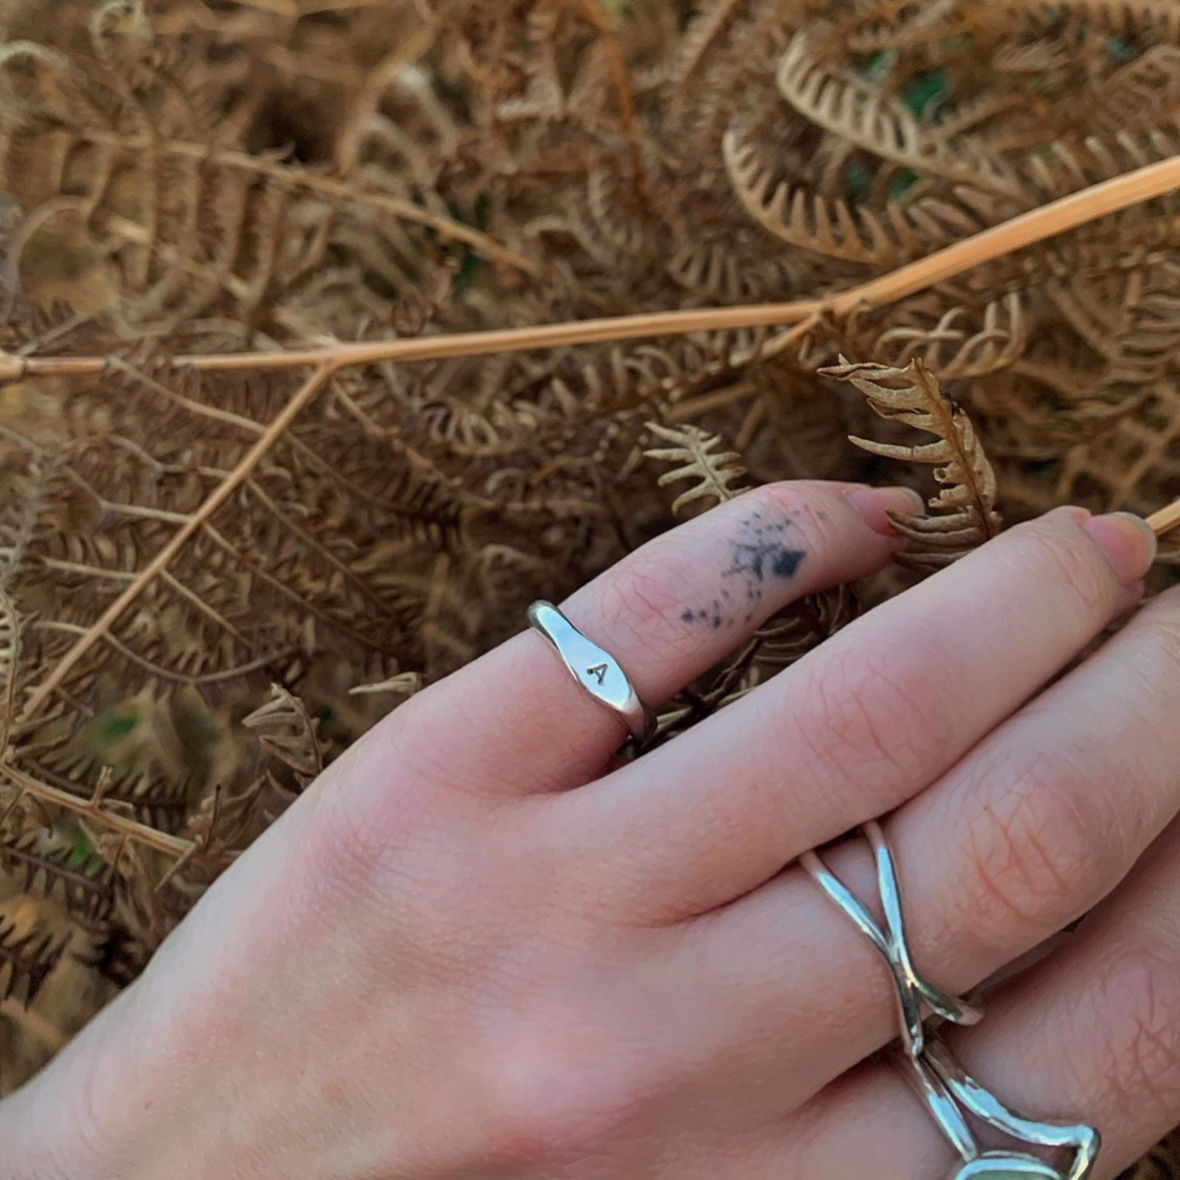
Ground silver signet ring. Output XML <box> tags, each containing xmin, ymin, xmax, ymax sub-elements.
<box><xmin>527</xmin><ymin>601</ymin><xmax>656</xmax><ymax>743</ymax></box>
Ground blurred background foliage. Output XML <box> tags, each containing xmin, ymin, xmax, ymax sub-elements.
<box><xmin>0</xmin><ymin>1</ymin><xmax>1177</xmax><ymax>1171</ymax></box>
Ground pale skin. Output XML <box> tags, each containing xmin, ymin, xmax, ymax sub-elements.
<box><xmin>2</xmin><ymin>480</ymin><xmax>1178</xmax><ymax>1180</ymax></box>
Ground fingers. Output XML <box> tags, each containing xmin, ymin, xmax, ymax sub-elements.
<box><xmin>655</xmin><ymin>582</ymin><xmax>1180</xmax><ymax>1121</ymax></box>
<box><xmin>779</xmin><ymin>818</ymin><xmax>1180</xmax><ymax>1180</ymax></box>
<box><xmin>367</xmin><ymin>481</ymin><xmax>915</xmax><ymax>800</ymax></box>
<box><xmin>557</xmin><ymin>507</ymin><xmax>1153</xmax><ymax>921</ymax></box>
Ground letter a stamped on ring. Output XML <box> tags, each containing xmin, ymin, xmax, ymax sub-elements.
<box><xmin>526</xmin><ymin>600</ymin><xmax>656</xmax><ymax>743</ymax></box>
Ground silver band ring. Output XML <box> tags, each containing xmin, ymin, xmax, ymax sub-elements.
<box><xmin>527</xmin><ymin>601</ymin><xmax>656</xmax><ymax>743</ymax></box>
<box><xmin>802</xmin><ymin>822</ymin><xmax>1101</xmax><ymax>1179</ymax></box>
<box><xmin>801</xmin><ymin>820</ymin><xmax>982</xmax><ymax>1059</ymax></box>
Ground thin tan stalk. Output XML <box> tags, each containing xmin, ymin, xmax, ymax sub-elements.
<box><xmin>1147</xmin><ymin>497</ymin><xmax>1180</xmax><ymax>537</ymax></box>
<box><xmin>0</xmin><ymin>999</ymin><xmax>69</xmax><ymax>1052</ymax></box>
<box><xmin>2</xmin><ymin>301</ymin><xmax>824</xmax><ymax>379</ymax></box>
<box><xmin>825</xmin><ymin>156</ymin><xmax>1180</xmax><ymax>316</ymax></box>
<box><xmin>576</xmin><ymin>0</ymin><xmax>649</xmax><ymax>207</ymax></box>
<box><xmin>0</xmin><ymin>765</ymin><xmax>194</xmax><ymax>859</ymax></box>
<box><xmin>3</xmin><ymin>154</ymin><xmax>1179</xmax><ymax>384</ymax></box>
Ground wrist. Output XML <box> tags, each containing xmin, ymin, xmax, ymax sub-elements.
<box><xmin>0</xmin><ymin>989</ymin><xmax>178</xmax><ymax>1180</ymax></box>
<box><xmin>0</xmin><ymin>1042</ymin><xmax>109</xmax><ymax>1180</ymax></box>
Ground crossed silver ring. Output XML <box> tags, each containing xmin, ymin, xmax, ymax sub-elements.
<box><xmin>804</xmin><ymin>823</ymin><xmax>1101</xmax><ymax>1180</ymax></box>
<box><xmin>524</xmin><ymin>601</ymin><xmax>1101</xmax><ymax>1179</ymax></box>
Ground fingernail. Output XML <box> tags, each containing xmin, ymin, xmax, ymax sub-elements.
<box><xmin>1080</xmin><ymin>512</ymin><xmax>1158</xmax><ymax>586</ymax></box>
<box><xmin>845</xmin><ymin>485</ymin><xmax>926</xmax><ymax>537</ymax></box>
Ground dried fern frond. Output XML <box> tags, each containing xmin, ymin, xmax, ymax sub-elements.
<box><xmin>0</xmin><ymin>14</ymin><xmax>533</xmax><ymax>338</ymax></box>
<box><xmin>1002</xmin><ymin>0</ymin><xmax>1180</xmax><ymax>41</ymax></box>
<box><xmin>667</xmin><ymin>0</ymin><xmax>746</xmax><ymax>110</ymax></box>
<box><xmin>754</xmin><ymin>583</ymin><xmax>859</xmax><ymax>668</ymax></box>
<box><xmin>1038</xmin><ymin>377</ymin><xmax>1180</xmax><ymax>528</ymax></box>
<box><xmin>723</xmin><ymin>125</ymin><xmax>986</xmax><ymax>267</ymax></box>
<box><xmin>1079</xmin><ymin>269</ymin><xmax>1180</xmax><ymax>424</ymax></box>
<box><xmin>776</xmin><ymin>30</ymin><xmax>1022</xmax><ymax>199</ymax></box>
<box><xmin>0</xmin><ymin>355</ymin><xmax>445</xmax><ymax>874</ymax></box>
<box><xmin>0</xmin><ymin>590</ymin><xmax>19</xmax><ymax>755</ymax></box>
<box><xmin>868</xmin><ymin>293</ymin><xmax>1028</xmax><ymax>380</ymax></box>
<box><xmin>349</xmin><ymin>671</ymin><xmax>422</xmax><ymax>697</ymax></box>
<box><xmin>645</xmin><ymin>422</ymin><xmax>748</xmax><ymax>514</ymax></box>
<box><xmin>242</xmin><ymin>685</ymin><xmax>321</xmax><ymax>788</ymax></box>
<box><xmin>1128</xmin><ymin>1129</ymin><xmax>1180</xmax><ymax>1180</ymax></box>
<box><xmin>1094</xmin><ymin>45</ymin><xmax>1180</xmax><ymax>134</ymax></box>
<box><xmin>823</xmin><ymin>357</ymin><xmax>1002</xmax><ymax>569</ymax></box>
<box><xmin>0</xmin><ymin>895</ymin><xmax>68</xmax><ymax>1005</ymax></box>
<box><xmin>0</xmin><ymin>825</ymin><xmax>114</xmax><ymax>926</ymax></box>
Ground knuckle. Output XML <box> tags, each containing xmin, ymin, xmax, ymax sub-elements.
<box><xmin>300</xmin><ymin>774</ymin><xmax>404</xmax><ymax>909</ymax></box>
<box><xmin>960</xmin><ymin>750</ymin><xmax>1111</xmax><ymax>942</ymax></box>
<box><xmin>1007</xmin><ymin>518</ymin><xmax>1116</xmax><ymax>622</ymax></box>
<box><xmin>296</xmin><ymin>721</ymin><xmax>444</xmax><ymax>905</ymax></box>
<box><xmin>794</xmin><ymin>639</ymin><xmax>941</xmax><ymax>791</ymax></box>
<box><xmin>477</xmin><ymin>1023</ymin><xmax>648</xmax><ymax>1168</ymax></box>
<box><xmin>751</xmin><ymin>483</ymin><xmax>845</xmax><ymax>555</ymax></box>
<box><xmin>1084</xmin><ymin>946</ymin><xmax>1180</xmax><ymax>1126</ymax></box>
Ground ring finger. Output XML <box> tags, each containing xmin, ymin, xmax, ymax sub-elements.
<box><xmin>775</xmin><ymin>811</ymin><xmax>1180</xmax><ymax>1180</ymax></box>
<box><xmin>660</xmin><ymin>581</ymin><xmax>1180</xmax><ymax>1123</ymax></box>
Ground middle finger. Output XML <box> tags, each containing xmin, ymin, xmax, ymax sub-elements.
<box><xmin>665</xmin><ymin>579</ymin><xmax>1180</xmax><ymax>1123</ymax></box>
<box><xmin>555</xmin><ymin>508</ymin><xmax>1152</xmax><ymax>921</ymax></box>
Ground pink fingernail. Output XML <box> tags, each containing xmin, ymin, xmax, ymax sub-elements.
<box><xmin>1080</xmin><ymin>512</ymin><xmax>1158</xmax><ymax>586</ymax></box>
<box><xmin>844</xmin><ymin>486</ymin><xmax>926</xmax><ymax>537</ymax></box>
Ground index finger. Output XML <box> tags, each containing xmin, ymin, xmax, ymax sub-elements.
<box><xmin>361</xmin><ymin>481</ymin><xmax>919</xmax><ymax>803</ymax></box>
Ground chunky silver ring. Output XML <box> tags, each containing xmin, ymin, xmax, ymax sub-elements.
<box><xmin>527</xmin><ymin>601</ymin><xmax>656</xmax><ymax>743</ymax></box>
<box><xmin>900</xmin><ymin>1035</ymin><xmax>1101</xmax><ymax>1180</ymax></box>
<box><xmin>802</xmin><ymin>822</ymin><xmax>1101</xmax><ymax>1180</ymax></box>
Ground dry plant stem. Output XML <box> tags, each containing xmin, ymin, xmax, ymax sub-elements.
<box><xmin>3</xmin><ymin>154</ymin><xmax>1180</xmax><ymax>383</ymax></box>
<box><xmin>1147</xmin><ymin>496</ymin><xmax>1180</xmax><ymax>537</ymax></box>
<box><xmin>0</xmin><ymin>765</ymin><xmax>194</xmax><ymax>860</ymax></box>
<box><xmin>575</xmin><ymin>0</ymin><xmax>649</xmax><ymax>207</ymax></box>
<box><xmin>0</xmin><ymin>999</ymin><xmax>69</xmax><ymax>1053</ymax></box>
<box><xmin>337</xmin><ymin>27</ymin><xmax>436</xmax><ymax>172</ymax></box>
<box><xmin>16</xmin><ymin>365</ymin><xmax>335</xmax><ymax>725</ymax></box>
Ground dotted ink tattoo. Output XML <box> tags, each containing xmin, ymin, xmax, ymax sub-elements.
<box><xmin>680</xmin><ymin>511</ymin><xmax>807</xmax><ymax>628</ymax></box>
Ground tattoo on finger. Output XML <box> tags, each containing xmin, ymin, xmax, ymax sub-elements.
<box><xmin>680</xmin><ymin>511</ymin><xmax>807</xmax><ymax>629</ymax></box>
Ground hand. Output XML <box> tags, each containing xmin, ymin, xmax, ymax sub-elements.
<box><xmin>2</xmin><ymin>481</ymin><xmax>1173</xmax><ymax>1180</ymax></box>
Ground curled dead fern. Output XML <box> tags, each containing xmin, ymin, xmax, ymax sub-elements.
<box><xmin>822</xmin><ymin>358</ymin><xmax>1003</xmax><ymax>570</ymax></box>
<box><xmin>723</xmin><ymin>124</ymin><xmax>988</xmax><ymax>267</ymax></box>
<box><xmin>753</xmin><ymin>582</ymin><xmax>859</xmax><ymax>669</ymax></box>
<box><xmin>776</xmin><ymin>29</ymin><xmax>1022</xmax><ymax>199</ymax></box>
<box><xmin>243</xmin><ymin>684</ymin><xmax>322</xmax><ymax>790</ymax></box>
<box><xmin>867</xmin><ymin>294</ymin><xmax>1029</xmax><ymax>381</ymax></box>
